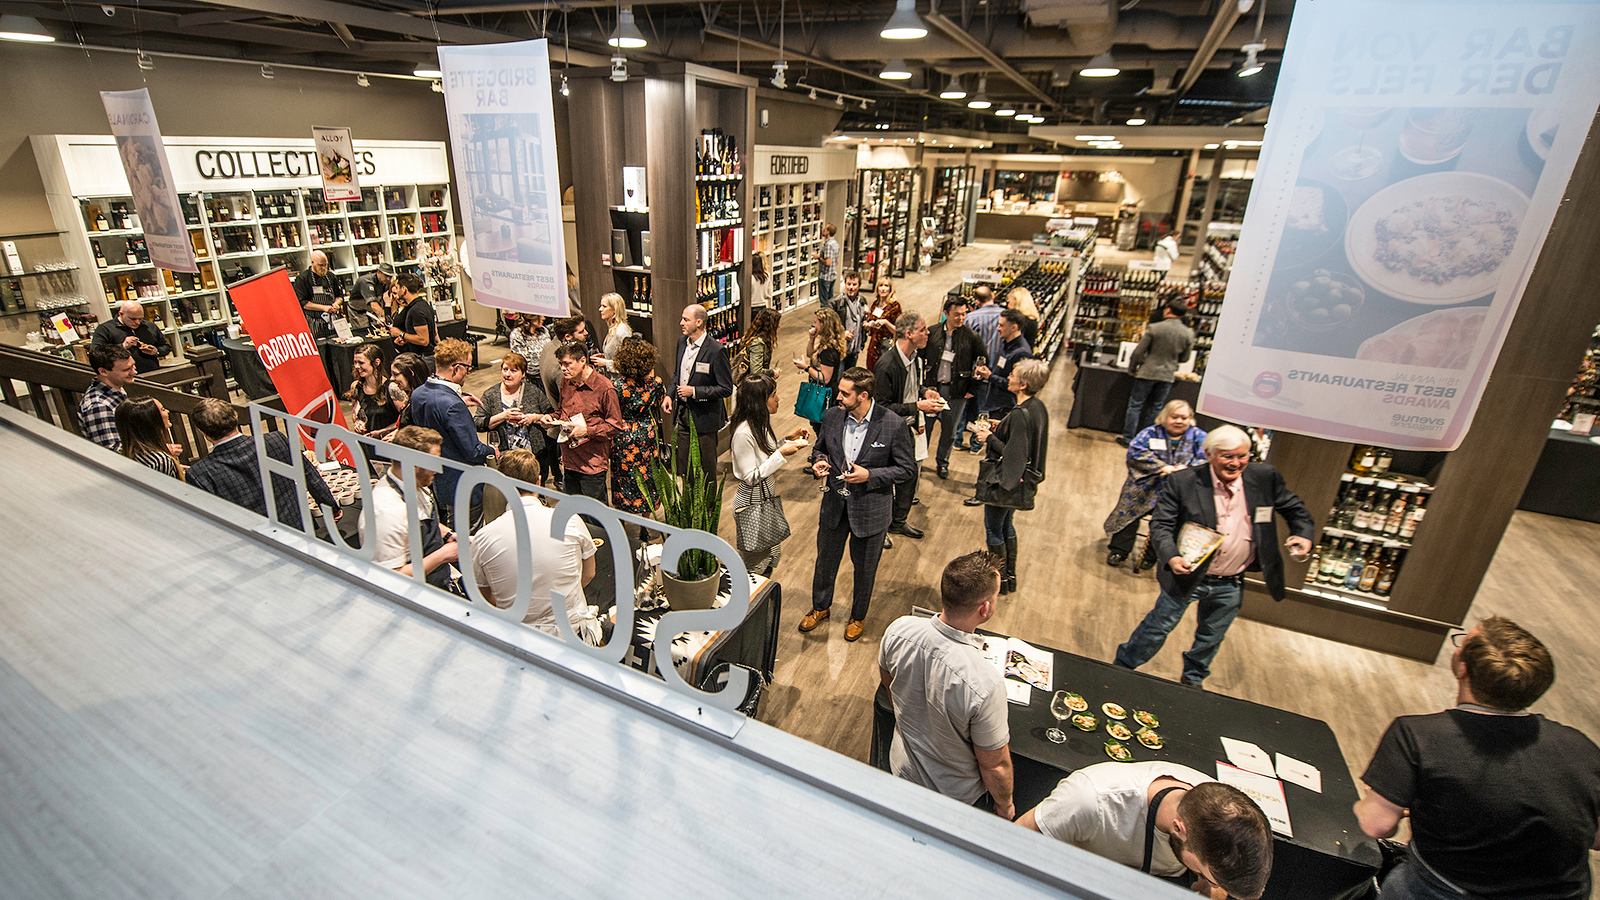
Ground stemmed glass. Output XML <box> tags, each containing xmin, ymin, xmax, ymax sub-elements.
<box><xmin>815</xmin><ymin>457</ymin><xmax>850</xmax><ymax>496</ymax></box>
<box><xmin>1047</xmin><ymin>691</ymin><xmax>1073</xmax><ymax>744</ymax></box>
<box><xmin>1330</xmin><ymin>107</ymin><xmax>1393</xmax><ymax>181</ymax></box>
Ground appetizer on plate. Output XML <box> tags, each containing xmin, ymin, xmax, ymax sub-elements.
<box><xmin>1107</xmin><ymin>722</ymin><xmax>1133</xmax><ymax>741</ymax></box>
<box><xmin>1105</xmin><ymin>740</ymin><xmax>1134</xmax><ymax>762</ymax></box>
<box><xmin>1062</xmin><ymin>692</ymin><xmax>1089</xmax><ymax>712</ymax></box>
<box><xmin>1136</xmin><ymin>728</ymin><xmax>1163</xmax><ymax>749</ymax></box>
<box><xmin>1133</xmin><ymin>710</ymin><xmax>1159</xmax><ymax>728</ymax></box>
<box><xmin>1101</xmin><ymin>702</ymin><xmax>1127</xmax><ymax>720</ymax></box>
<box><xmin>1071</xmin><ymin>713</ymin><xmax>1098</xmax><ymax>732</ymax></box>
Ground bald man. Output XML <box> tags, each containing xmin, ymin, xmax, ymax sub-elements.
<box><xmin>664</xmin><ymin>303</ymin><xmax>732</xmax><ymax>485</ymax></box>
<box><xmin>90</xmin><ymin>300</ymin><xmax>171</xmax><ymax>374</ymax></box>
<box><xmin>293</xmin><ymin>249</ymin><xmax>345</xmax><ymax>339</ymax></box>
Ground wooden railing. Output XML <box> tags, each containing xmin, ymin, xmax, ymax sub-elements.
<box><xmin>0</xmin><ymin>344</ymin><xmax>285</xmax><ymax>463</ymax></box>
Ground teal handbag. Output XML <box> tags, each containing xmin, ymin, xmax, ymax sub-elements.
<box><xmin>794</xmin><ymin>378</ymin><xmax>833</xmax><ymax>422</ymax></box>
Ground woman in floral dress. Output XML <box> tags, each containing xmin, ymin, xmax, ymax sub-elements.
<box><xmin>609</xmin><ymin>335</ymin><xmax>665</xmax><ymax>517</ymax></box>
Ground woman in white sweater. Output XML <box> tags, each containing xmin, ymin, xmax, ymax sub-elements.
<box><xmin>728</xmin><ymin>372</ymin><xmax>808</xmax><ymax>576</ymax></box>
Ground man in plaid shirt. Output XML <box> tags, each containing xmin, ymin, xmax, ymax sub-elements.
<box><xmin>79</xmin><ymin>344</ymin><xmax>137</xmax><ymax>451</ymax></box>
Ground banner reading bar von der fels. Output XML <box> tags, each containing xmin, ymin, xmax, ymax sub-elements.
<box><xmin>436</xmin><ymin>40</ymin><xmax>569</xmax><ymax>317</ymax></box>
<box><xmin>1197</xmin><ymin>1</ymin><xmax>1600</xmax><ymax>451</ymax></box>
<box><xmin>100</xmin><ymin>89</ymin><xmax>198</xmax><ymax>274</ymax></box>
<box><xmin>228</xmin><ymin>267</ymin><xmax>353</xmax><ymax>465</ymax></box>
<box><xmin>311</xmin><ymin>126</ymin><xmax>362</xmax><ymax>203</ymax></box>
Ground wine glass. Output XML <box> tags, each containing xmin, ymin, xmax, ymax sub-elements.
<box><xmin>1047</xmin><ymin>691</ymin><xmax>1072</xmax><ymax>744</ymax></box>
<box><xmin>1330</xmin><ymin>107</ymin><xmax>1393</xmax><ymax>181</ymax></box>
<box><xmin>814</xmin><ymin>457</ymin><xmax>832</xmax><ymax>492</ymax></box>
<box><xmin>836</xmin><ymin>461</ymin><xmax>852</xmax><ymax>498</ymax></box>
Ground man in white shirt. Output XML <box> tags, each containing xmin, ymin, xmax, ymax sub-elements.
<box><xmin>470</xmin><ymin>449</ymin><xmax>597</xmax><ymax>637</ymax></box>
<box><xmin>1019</xmin><ymin>761</ymin><xmax>1273</xmax><ymax>900</ymax></box>
<box><xmin>362</xmin><ymin>425</ymin><xmax>459</xmax><ymax>590</ymax></box>
<box><xmin>1153</xmin><ymin>233</ymin><xmax>1180</xmax><ymax>275</ymax></box>
<box><xmin>879</xmin><ymin>552</ymin><xmax>1013</xmax><ymax>817</ymax></box>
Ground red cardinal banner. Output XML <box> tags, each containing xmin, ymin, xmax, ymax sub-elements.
<box><xmin>228</xmin><ymin>267</ymin><xmax>354</xmax><ymax>465</ymax></box>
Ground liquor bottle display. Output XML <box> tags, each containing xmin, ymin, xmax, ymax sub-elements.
<box><xmin>849</xmin><ymin>168</ymin><xmax>920</xmax><ymax>288</ymax></box>
<box><xmin>752</xmin><ymin>180</ymin><xmax>826</xmax><ymax>310</ymax></box>
<box><xmin>1306</xmin><ymin>447</ymin><xmax>1433</xmax><ymax>601</ymax></box>
<box><xmin>944</xmin><ymin>251</ymin><xmax>1078</xmax><ymax>364</ymax></box>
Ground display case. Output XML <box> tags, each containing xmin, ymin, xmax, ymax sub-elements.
<box><xmin>990</xmin><ymin>170</ymin><xmax>1059</xmax><ymax>203</ymax></box>
<box><xmin>849</xmin><ymin>168</ymin><xmax>920</xmax><ymax>290</ymax></box>
<box><xmin>754</xmin><ymin>181</ymin><xmax>825</xmax><ymax>311</ymax></box>
<box><xmin>928</xmin><ymin>165</ymin><xmax>974</xmax><ymax>260</ymax></box>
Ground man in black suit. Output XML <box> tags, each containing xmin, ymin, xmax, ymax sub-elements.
<box><xmin>921</xmin><ymin>297</ymin><xmax>986</xmax><ymax>480</ymax></box>
<box><xmin>1113</xmin><ymin>425</ymin><xmax>1314</xmax><ymax>686</ymax></box>
<box><xmin>185</xmin><ymin>398</ymin><xmax>339</xmax><ymax>532</ymax></box>
<box><xmin>800</xmin><ymin>368</ymin><xmax>915</xmax><ymax>642</ymax></box>
<box><xmin>663</xmin><ymin>304</ymin><xmax>733</xmax><ymax>486</ymax></box>
<box><xmin>874</xmin><ymin>311</ymin><xmax>943</xmax><ymax>541</ymax></box>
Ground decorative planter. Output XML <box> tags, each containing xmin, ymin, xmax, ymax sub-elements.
<box><xmin>662</xmin><ymin>567</ymin><xmax>722</xmax><ymax>611</ymax></box>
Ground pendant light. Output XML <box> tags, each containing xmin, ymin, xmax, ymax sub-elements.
<box><xmin>608</xmin><ymin>6</ymin><xmax>647</xmax><ymax>49</ymax></box>
<box><xmin>880</xmin><ymin>0</ymin><xmax>928</xmax><ymax>41</ymax></box>
<box><xmin>1080</xmin><ymin>52</ymin><xmax>1120</xmax><ymax>78</ymax></box>
<box><xmin>967</xmin><ymin>76</ymin><xmax>992</xmax><ymax>110</ymax></box>
<box><xmin>0</xmin><ymin>15</ymin><xmax>55</xmax><ymax>43</ymax></box>
<box><xmin>879</xmin><ymin>59</ymin><xmax>913</xmax><ymax>81</ymax></box>
<box><xmin>938</xmin><ymin>74</ymin><xmax>966</xmax><ymax>100</ymax></box>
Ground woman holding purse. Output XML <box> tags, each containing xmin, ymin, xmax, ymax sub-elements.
<box><xmin>729</xmin><ymin>373</ymin><xmax>808</xmax><ymax>577</ymax></box>
<box><xmin>972</xmin><ymin>358</ymin><xmax>1051</xmax><ymax>595</ymax></box>
<box><xmin>791</xmin><ymin>307</ymin><xmax>847</xmax><ymax>430</ymax></box>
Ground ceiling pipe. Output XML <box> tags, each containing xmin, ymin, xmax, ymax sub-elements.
<box><xmin>924</xmin><ymin>2</ymin><xmax>1057</xmax><ymax>109</ymax></box>
<box><xmin>700</xmin><ymin>23</ymin><xmax>959</xmax><ymax>107</ymax></box>
<box><xmin>1170</xmin><ymin>1</ymin><xmax>1243</xmax><ymax>96</ymax></box>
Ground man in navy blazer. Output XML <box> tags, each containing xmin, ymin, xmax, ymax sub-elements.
<box><xmin>800</xmin><ymin>368</ymin><xmax>916</xmax><ymax>642</ymax></box>
<box><xmin>663</xmin><ymin>304</ymin><xmax>733</xmax><ymax>485</ymax></box>
<box><xmin>408</xmin><ymin>338</ymin><xmax>495</xmax><ymax>527</ymax></box>
<box><xmin>1114</xmin><ymin>425</ymin><xmax>1314</xmax><ymax>686</ymax></box>
<box><xmin>185</xmin><ymin>398</ymin><xmax>338</xmax><ymax>532</ymax></box>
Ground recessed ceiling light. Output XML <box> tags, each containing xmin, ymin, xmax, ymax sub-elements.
<box><xmin>879</xmin><ymin>59</ymin><xmax>913</xmax><ymax>80</ymax></box>
<box><xmin>1079</xmin><ymin>52</ymin><xmax>1119</xmax><ymax>78</ymax></box>
<box><xmin>1075</xmin><ymin>134</ymin><xmax>1114</xmax><ymax>141</ymax></box>
<box><xmin>608</xmin><ymin>7</ymin><xmax>647</xmax><ymax>49</ymax></box>
<box><xmin>880</xmin><ymin>0</ymin><xmax>928</xmax><ymax>40</ymax></box>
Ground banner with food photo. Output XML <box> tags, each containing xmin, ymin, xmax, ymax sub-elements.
<box><xmin>311</xmin><ymin>126</ymin><xmax>361</xmax><ymax>203</ymax></box>
<box><xmin>100</xmin><ymin>89</ymin><xmax>198</xmax><ymax>274</ymax></box>
<box><xmin>1197</xmin><ymin>1</ymin><xmax>1600</xmax><ymax>450</ymax></box>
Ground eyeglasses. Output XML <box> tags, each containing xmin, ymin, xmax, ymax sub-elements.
<box><xmin>1449</xmin><ymin>631</ymin><xmax>1466</xmax><ymax>647</ymax></box>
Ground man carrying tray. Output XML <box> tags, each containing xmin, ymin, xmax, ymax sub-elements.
<box><xmin>1112</xmin><ymin>425</ymin><xmax>1314</xmax><ymax>687</ymax></box>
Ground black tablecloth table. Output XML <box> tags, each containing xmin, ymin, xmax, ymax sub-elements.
<box><xmin>1517</xmin><ymin>428</ymin><xmax>1600</xmax><ymax>523</ymax></box>
<box><xmin>1067</xmin><ymin>362</ymin><xmax>1201</xmax><ymax>433</ymax></box>
<box><xmin>873</xmin><ymin>641</ymin><xmax>1379</xmax><ymax>900</ymax></box>
<box><xmin>220</xmin><ymin>337</ymin><xmax>277</xmax><ymax>400</ymax></box>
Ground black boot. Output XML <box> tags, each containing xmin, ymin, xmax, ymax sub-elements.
<box><xmin>987</xmin><ymin>543</ymin><xmax>1006</xmax><ymax>592</ymax></box>
<box><xmin>1002</xmin><ymin>537</ymin><xmax>1019</xmax><ymax>594</ymax></box>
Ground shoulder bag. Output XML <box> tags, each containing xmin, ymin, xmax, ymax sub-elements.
<box><xmin>794</xmin><ymin>376</ymin><xmax>833</xmax><ymax>423</ymax></box>
<box><xmin>734</xmin><ymin>477</ymin><xmax>790</xmax><ymax>552</ymax></box>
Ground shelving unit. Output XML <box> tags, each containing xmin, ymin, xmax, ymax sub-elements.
<box><xmin>849</xmin><ymin>168</ymin><xmax>920</xmax><ymax>291</ymax></box>
<box><xmin>753</xmin><ymin>181</ymin><xmax>825</xmax><ymax>311</ymax></box>
<box><xmin>943</xmin><ymin>251</ymin><xmax>1078</xmax><ymax>364</ymax></box>
<box><xmin>0</xmin><ymin>231</ymin><xmax>91</xmax><ymax>353</ymax></box>
<box><xmin>927</xmin><ymin>165</ymin><xmax>974</xmax><ymax>260</ymax></box>
<box><xmin>1187</xmin><ymin>233</ymin><xmax>1236</xmax><ymax>371</ymax></box>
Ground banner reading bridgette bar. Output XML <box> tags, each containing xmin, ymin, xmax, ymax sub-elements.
<box><xmin>229</xmin><ymin>268</ymin><xmax>353</xmax><ymax>465</ymax></box>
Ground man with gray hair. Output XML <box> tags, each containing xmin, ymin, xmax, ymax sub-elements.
<box><xmin>1113</xmin><ymin>425</ymin><xmax>1314</xmax><ymax>687</ymax></box>
<box><xmin>874</xmin><ymin>310</ymin><xmax>943</xmax><ymax>542</ymax></box>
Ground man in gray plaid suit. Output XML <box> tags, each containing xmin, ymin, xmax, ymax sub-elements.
<box><xmin>186</xmin><ymin>398</ymin><xmax>338</xmax><ymax>532</ymax></box>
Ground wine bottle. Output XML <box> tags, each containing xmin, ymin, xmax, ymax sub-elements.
<box><xmin>1343</xmin><ymin>542</ymin><xmax>1367</xmax><ymax>590</ymax></box>
<box><xmin>95</xmin><ymin>210</ymin><xmax>109</xmax><ymax>232</ymax></box>
<box><xmin>1374</xmin><ymin>549</ymin><xmax>1398</xmax><ymax>597</ymax></box>
<box><xmin>94</xmin><ymin>243</ymin><xmax>107</xmax><ymax>268</ymax></box>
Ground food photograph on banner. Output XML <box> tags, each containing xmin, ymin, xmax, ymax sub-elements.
<box><xmin>436</xmin><ymin>40</ymin><xmax>567</xmax><ymax>317</ymax></box>
<box><xmin>100</xmin><ymin>88</ymin><xmax>198</xmax><ymax>274</ymax></box>
<box><xmin>1200</xmin><ymin>7</ymin><xmax>1600</xmax><ymax>450</ymax></box>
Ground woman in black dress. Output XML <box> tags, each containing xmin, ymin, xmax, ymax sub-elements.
<box><xmin>972</xmin><ymin>358</ymin><xmax>1051</xmax><ymax>594</ymax></box>
<box><xmin>346</xmin><ymin>343</ymin><xmax>403</xmax><ymax>440</ymax></box>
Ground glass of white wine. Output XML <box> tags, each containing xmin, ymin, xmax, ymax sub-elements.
<box><xmin>1047</xmin><ymin>691</ymin><xmax>1072</xmax><ymax>744</ymax></box>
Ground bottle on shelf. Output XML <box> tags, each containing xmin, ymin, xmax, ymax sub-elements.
<box><xmin>1358</xmin><ymin>546</ymin><xmax>1382</xmax><ymax>593</ymax></box>
<box><xmin>1352</xmin><ymin>484</ymin><xmax>1375</xmax><ymax>531</ymax></box>
<box><xmin>1399</xmin><ymin>489</ymin><xmax>1428</xmax><ymax>539</ymax></box>
<box><xmin>1374</xmin><ymin>548</ymin><xmax>1400</xmax><ymax>597</ymax></box>
<box><xmin>1343</xmin><ymin>540</ymin><xmax>1369</xmax><ymax>590</ymax></box>
<box><xmin>93</xmin><ymin>243</ymin><xmax>107</xmax><ymax>268</ymax></box>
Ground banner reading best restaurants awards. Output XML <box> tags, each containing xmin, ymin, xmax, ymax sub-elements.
<box><xmin>311</xmin><ymin>126</ymin><xmax>361</xmax><ymax>203</ymax></box>
<box><xmin>436</xmin><ymin>40</ymin><xmax>568</xmax><ymax>316</ymax></box>
<box><xmin>1197</xmin><ymin>2</ymin><xmax>1600</xmax><ymax>451</ymax></box>
<box><xmin>99</xmin><ymin>89</ymin><xmax>198</xmax><ymax>274</ymax></box>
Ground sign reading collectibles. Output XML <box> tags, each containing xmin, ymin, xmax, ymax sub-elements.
<box><xmin>1197</xmin><ymin>2</ymin><xmax>1600</xmax><ymax>451</ymax></box>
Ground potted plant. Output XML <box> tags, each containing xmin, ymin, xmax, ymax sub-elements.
<box><xmin>636</xmin><ymin>427</ymin><xmax>727</xmax><ymax>609</ymax></box>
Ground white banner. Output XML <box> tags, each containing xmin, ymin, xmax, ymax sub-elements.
<box><xmin>99</xmin><ymin>89</ymin><xmax>198</xmax><ymax>274</ymax></box>
<box><xmin>436</xmin><ymin>40</ymin><xmax>568</xmax><ymax>316</ymax></box>
<box><xmin>311</xmin><ymin>126</ymin><xmax>361</xmax><ymax>202</ymax></box>
<box><xmin>1197</xmin><ymin>2</ymin><xmax>1600</xmax><ymax>450</ymax></box>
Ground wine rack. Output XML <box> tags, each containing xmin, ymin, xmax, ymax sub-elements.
<box><xmin>753</xmin><ymin>181</ymin><xmax>826</xmax><ymax>311</ymax></box>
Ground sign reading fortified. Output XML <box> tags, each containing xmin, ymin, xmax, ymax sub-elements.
<box><xmin>436</xmin><ymin>40</ymin><xmax>568</xmax><ymax>316</ymax></box>
<box><xmin>1197</xmin><ymin>3</ymin><xmax>1600</xmax><ymax>450</ymax></box>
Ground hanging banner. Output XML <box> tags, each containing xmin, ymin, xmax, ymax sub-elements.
<box><xmin>436</xmin><ymin>39</ymin><xmax>568</xmax><ymax>316</ymax></box>
<box><xmin>228</xmin><ymin>267</ymin><xmax>354</xmax><ymax>465</ymax></box>
<box><xmin>311</xmin><ymin>126</ymin><xmax>362</xmax><ymax>202</ymax></box>
<box><xmin>1197</xmin><ymin>2</ymin><xmax>1600</xmax><ymax>451</ymax></box>
<box><xmin>99</xmin><ymin>89</ymin><xmax>198</xmax><ymax>274</ymax></box>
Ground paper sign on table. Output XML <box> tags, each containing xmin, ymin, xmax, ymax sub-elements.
<box><xmin>1216</xmin><ymin>762</ymin><xmax>1293</xmax><ymax>837</ymax></box>
<box><xmin>1005</xmin><ymin>680</ymin><xmax>1032</xmax><ymax>705</ymax></box>
<box><xmin>1220</xmin><ymin>737</ymin><xmax>1276</xmax><ymax>778</ymax></box>
<box><xmin>1274</xmin><ymin>753</ymin><xmax>1323</xmax><ymax>793</ymax></box>
<box><xmin>48</xmin><ymin>313</ymin><xmax>79</xmax><ymax>344</ymax></box>
<box><xmin>980</xmin><ymin>636</ymin><xmax>1053</xmax><ymax>691</ymax></box>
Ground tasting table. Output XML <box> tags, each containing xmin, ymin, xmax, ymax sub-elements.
<box><xmin>872</xmin><ymin>640</ymin><xmax>1380</xmax><ymax>900</ymax></box>
<box><xmin>1516</xmin><ymin>427</ymin><xmax>1600</xmax><ymax>524</ymax></box>
<box><xmin>1066</xmin><ymin>362</ymin><xmax>1201</xmax><ymax>433</ymax></box>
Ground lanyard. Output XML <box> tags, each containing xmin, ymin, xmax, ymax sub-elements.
<box><xmin>1142</xmin><ymin>786</ymin><xmax>1184</xmax><ymax>875</ymax></box>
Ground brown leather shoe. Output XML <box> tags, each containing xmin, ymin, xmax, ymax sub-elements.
<box><xmin>799</xmin><ymin>608</ymin><xmax>830</xmax><ymax>632</ymax></box>
<box><xmin>845</xmin><ymin>619</ymin><xmax>866</xmax><ymax>641</ymax></box>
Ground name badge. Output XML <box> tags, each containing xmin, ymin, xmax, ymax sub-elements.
<box><xmin>1253</xmin><ymin>506</ymin><xmax>1273</xmax><ymax>524</ymax></box>
<box><xmin>872</xmin><ymin>306</ymin><xmax>884</xmax><ymax>318</ymax></box>
<box><xmin>694</xmin><ymin>362</ymin><xmax>711</xmax><ymax>374</ymax></box>
<box><xmin>1148</xmin><ymin>438</ymin><xmax>1168</xmax><ymax>451</ymax></box>
<box><xmin>941</xmin><ymin>349</ymin><xmax>956</xmax><ymax>363</ymax></box>
<box><xmin>312</xmin><ymin>286</ymin><xmax>326</xmax><ymax>295</ymax></box>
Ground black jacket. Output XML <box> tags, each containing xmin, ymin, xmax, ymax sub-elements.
<box><xmin>872</xmin><ymin>344</ymin><xmax>925</xmax><ymax>425</ymax></box>
<box><xmin>1150</xmin><ymin>462</ymin><xmax>1315</xmax><ymax>601</ymax></box>
<box><xmin>669</xmin><ymin>333</ymin><xmax>734</xmax><ymax>435</ymax></box>
<box><xmin>921</xmin><ymin>320</ymin><xmax>986</xmax><ymax>399</ymax></box>
<box><xmin>976</xmin><ymin>396</ymin><xmax>1048</xmax><ymax>510</ymax></box>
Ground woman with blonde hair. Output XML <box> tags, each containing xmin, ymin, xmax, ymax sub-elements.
<box><xmin>863</xmin><ymin>277</ymin><xmax>901</xmax><ymax>372</ymax></box>
<box><xmin>1007</xmin><ymin>286</ymin><xmax>1040</xmax><ymax>348</ymax></box>
<box><xmin>590</xmin><ymin>292</ymin><xmax>633</xmax><ymax>370</ymax></box>
<box><xmin>1102</xmin><ymin>399</ymin><xmax>1206</xmax><ymax>570</ymax></box>
<box><xmin>792</xmin><ymin>307</ymin><xmax>848</xmax><ymax>429</ymax></box>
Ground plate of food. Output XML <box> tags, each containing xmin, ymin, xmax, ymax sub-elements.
<box><xmin>1107</xmin><ymin>721</ymin><xmax>1133</xmax><ymax>741</ymax></box>
<box><xmin>1061</xmin><ymin>692</ymin><xmax>1089</xmax><ymax>712</ymax></box>
<box><xmin>1345</xmin><ymin>172</ymin><xmax>1528</xmax><ymax>305</ymax></box>
<box><xmin>1071</xmin><ymin>713</ymin><xmax>1099</xmax><ymax>732</ymax></box>
<box><xmin>1101</xmin><ymin>701</ymin><xmax>1127</xmax><ymax>720</ymax></box>
<box><xmin>1105</xmin><ymin>740</ymin><xmax>1134</xmax><ymax>762</ymax></box>
<box><xmin>1133</xmin><ymin>710</ymin><xmax>1159</xmax><ymax>728</ymax></box>
<box><xmin>1136</xmin><ymin>728</ymin><xmax>1164</xmax><ymax>749</ymax></box>
<box><xmin>1526</xmin><ymin>109</ymin><xmax>1559</xmax><ymax>161</ymax></box>
<box><xmin>1275</xmin><ymin>179</ymin><xmax>1347</xmax><ymax>269</ymax></box>
<box><xmin>1284</xmin><ymin>268</ymin><xmax>1366</xmax><ymax>330</ymax></box>
<box><xmin>1356</xmin><ymin>307</ymin><xmax>1487</xmax><ymax>370</ymax></box>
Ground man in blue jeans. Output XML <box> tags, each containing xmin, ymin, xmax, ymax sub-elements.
<box><xmin>1113</xmin><ymin>426</ymin><xmax>1313</xmax><ymax>686</ymax></box>
<box><xmin>1121</xmin><ymin>301</ymin><xmax>1194</xmax><ymax>446</ymax></box>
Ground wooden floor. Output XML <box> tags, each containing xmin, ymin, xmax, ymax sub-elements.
<box><xmin>474</xmin><ymin>244</ymin><xmax>1600</xmax><ymax>888</ymax></box>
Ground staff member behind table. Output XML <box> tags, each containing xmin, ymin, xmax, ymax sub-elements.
<box><xmin>921</xmin><ymin>297</ymin><xmax>985</xmax><ymax>481</ymax></box>
<box><xmin>1353</xmin><ymin>616</ymin><xmax>1600</xmax><ymax>900</ymax></box>
<box><xmin>1018</xmin><ymin>761</ymin><xmax>1274</xmax><ymax>900</ymax></box>
<box><xmin>1112</xmin><ymin>425</ymin><xmax>1313</xmax><ymax>687</ymax></box>
<box><xmin>879</xmin><ymin>551</ymin><xmax>1014</xmax><ymax>819</ymax></box>
<box><xmin>294</xmin><ymin>250</ymin><xmax>344</xmax><ymax>339</ymax></box>
<box><xmin>1121</xmin><ymin>300</ymin><xmax>1195</xmax><ymax>447</ymax></box>
<box><xmin>348</xmin><ymin>262</ymin><xmax>395</xmax><ymax>333</ymax></box>
<box><xmin>91</xmin><ymin>300</ymin><xmax>171</xmax><ymax>374</ymax></box>
<box><xmin>799</xmin><ymin>368</ymin><xmax>915</xmax><ymax>643</ymax></box>
<box><xmin>389</xmin><ymin>272</ymin><xmax>438</xmax><ymax>365</ymax></box>
<box><xmin>873</xmin><ymin>311</ymin><xmax>942</xmax><ymax>543</ymax></box>
<box><xmin>663</xmin><ymin>304</ymin><xmax>733</xmax><ymax>486</ymax></box>
<box><xmin>1103</xmin><ymin>400</ymin><xmax>1207</xmax><ymax>570</ymax></box>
